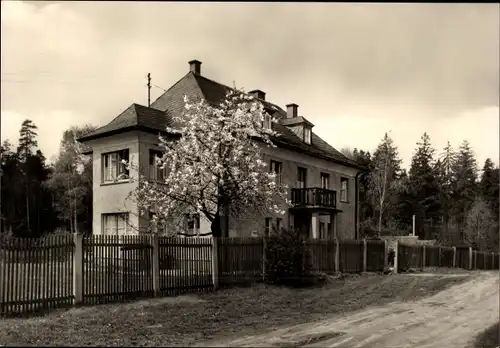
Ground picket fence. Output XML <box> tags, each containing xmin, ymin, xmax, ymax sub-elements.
<box><xmin>0</xmin><ymin>234</ymin><xmax>498</xmax><ymax>316</ymax></box>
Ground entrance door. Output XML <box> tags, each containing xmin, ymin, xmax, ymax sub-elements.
<box><xmin>294</xmin><ymin>213</ymin><xmax>310</xmax><ymax>238</ymax></box>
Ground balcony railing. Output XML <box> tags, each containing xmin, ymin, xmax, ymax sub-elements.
<box><xmin>291</xmin><ymin>188</ymin><xmax>337</xmax><ymax>208</ymax></box>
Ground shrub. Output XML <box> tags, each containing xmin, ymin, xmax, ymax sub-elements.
<box><xmin>263</xmin><ymin>227</ymin><xmax>313</xmax><ymax>287</ymax></box>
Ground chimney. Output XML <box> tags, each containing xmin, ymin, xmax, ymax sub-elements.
<box><xmin>188</xmin><ymin>59</ymin><xmax>202</xmax><ymax>75</ymax></box>
<box><xmin>249</xmin><ymin>89</ymin><xmax>266</xmax><ymax>101</ymax></box>
<box><xmin>286</xmin><ymin>103</ymin><xmax>298</xmax><ymax>118</ymax></box>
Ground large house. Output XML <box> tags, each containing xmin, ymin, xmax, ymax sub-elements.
<box><xmin>78</xmin><ymin>60</ymin><xmax>367</xmax><ymax>240</ymax></box>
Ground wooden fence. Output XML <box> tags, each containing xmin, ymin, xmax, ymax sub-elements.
<box><xmin>1</xmin><ymin>234</ymin><xmax>499</xmax><ymax>317</ymax></box>
<box><xmin>1</xmin><ymin>234</ymin><xmax>214</xmax><ymax>316</ymax></box>
<box><xmin>395</xmin><ymin>241</ymin><xmax>499</xmax><ymax>273</ymax></box>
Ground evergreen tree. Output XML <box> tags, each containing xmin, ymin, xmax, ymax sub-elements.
<box><xmin>407</xmin><ymin>133</ymin><xmax>441</xmax><ymax>238</ymax></box>
<box><xmin>17</xmin><ymin>119</ymin><xmax>38</xmax><ymax>161</ymax></box>
<box><xmin>450</xmin><ymin>140</ymin><xmax>478</xmax><ymax>242</ymax></box>
<box><xmin>435</xmin><ymin>142</ymin><xmax>457</xmax><ymax>242</ymax></box>
<box><xmin>480</xmin><ymin>158</ymin><xmax>499</xmax><ymax>220</ymax></box>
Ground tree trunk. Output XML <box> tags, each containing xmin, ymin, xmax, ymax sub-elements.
<box><xmin>377</xmin><ymin>207</ymin><xmax>383</xmax><ymax>236</ymax></box>
<box><xmin>211</xmin><ymin>213</ymin><xmax>222</xmax><ymax>237</ymax></box>
<box><xmin>26</xmin><ymin>184</ymin><xmax>30</xmax><ymax>233</ymax></box>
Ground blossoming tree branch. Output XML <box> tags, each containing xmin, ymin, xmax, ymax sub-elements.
<box><xmin>128</xmin><ymin>88</ymin><xmax>290</xmax><ymax>237</ymax></box>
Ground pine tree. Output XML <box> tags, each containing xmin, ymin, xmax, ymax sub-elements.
<box><xmin>407</xmin><ymin>133</ymin><xmax>441</xmax><ymax>238</ymax></box>
<box><xmin>435</xmin><ymin>142</ymin><xmax>457</xmax><ymax>242</ymax></box>
<box><xmin>451</xmin><ymin>140</ymin><xmax>478</xmax><ymax>242</ymax></box>
<box><xmin>480</xmin><ymin>158</ymin><xmax>499</xmax><ymax>221</ymax></box>
<box><xmin>17</xmin><ymin>119</ymin><xmax>38</xmax><ymax>161</ymax></box>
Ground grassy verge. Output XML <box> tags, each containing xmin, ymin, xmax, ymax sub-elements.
<box><xmin>0</xmin><ymin>273</ymin><xmax>470</xmax><ymax>347</ymax></box>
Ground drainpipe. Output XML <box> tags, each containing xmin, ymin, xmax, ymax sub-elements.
<box><xmin>354</xmin><ymin>170</ymin><xmax>369</xmax><ymax>240</ymax></box>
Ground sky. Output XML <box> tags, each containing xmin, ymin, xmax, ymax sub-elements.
<box><xmin>1</xmin><ymin>1</ymin><xmax>499</xmax><ymax>170</ymax></box>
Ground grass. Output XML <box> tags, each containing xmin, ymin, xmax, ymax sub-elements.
<box><xmin>0</xmin><ymin>273</ymin><xmax>471</xmax><ymax>347</ymax></box>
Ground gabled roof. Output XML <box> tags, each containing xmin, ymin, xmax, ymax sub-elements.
<box><xmin>78</xmin><ymin>70</ymin><xmax>365</xmax><ymax>171</ymax></box>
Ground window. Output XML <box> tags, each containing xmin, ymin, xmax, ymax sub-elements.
<box><xmin>184</xmin><ymin>213</ymin><xmax>200</xmax><ymax>235</ymax></box>
<box><xmin>297</xmin><ymin>167</ymin><xmax>307</xmax><ymax>188</ymax></box>
<box><xmin>149</xmin><ymin>149</ymin><xmax>166</xmax><ymax>181</ymax></box>
<box><xmin>276</xmin><ymin>218</ymin><xmax>282</xmax><ymax>231</ymax></box>
<box><xmin>102</xmin><ymin>213</ymin><xmax>129</xmax><ymax>235</ymax></box>
<box><xmin>270</xmin><ymin>160</ymin><xmax>282</xmax><ymax>185</ymax></box>
<box><xmin>102</xmin><ymin>149</ymin><xmax>129</xmax><ymax>183</ymax></box>
<box><xmin>262</xmin><ymin>114</ymin><xmax>272</xmax><ymax>130</ymax></box>
<box><xmin>340</xmin><ymin>177</ymin><xmax>349</xmax><ymax>202</ymax></box>
<box><xmin>264</xmin><ymin>217</ymin><xmax>272</xmax><ymax>237</ymax></box>
<box><xmin>304</xmin><ymin>127</ymin><xmax>312</xmax><ymax>144</ymax></box>
<box><xmin>320</xmin><ymin>173</ymin><xmax>330</xmax><ymax>189</ymax></box>
<box><xmin>148</xmin><ymin>211</ymin><xmax>167</xmax><ymax>234</ymax></box>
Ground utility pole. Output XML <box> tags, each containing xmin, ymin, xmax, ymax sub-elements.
<box><xmin>147</xmin><ymin>73</ymin><xmax>151</xmax><ymax>107</ymax></box>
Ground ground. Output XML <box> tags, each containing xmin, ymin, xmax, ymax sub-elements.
<box><xmin>0</xmin><ymin>270</ymin><xmax>497</xmax><ymax>347</ymax></box>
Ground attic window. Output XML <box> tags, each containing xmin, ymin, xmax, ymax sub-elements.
<box><xmin>304</xmin><ymin>127</ymin><xmax>312</xmax><ymax>144</ymax></box>
<box><xmin>262</xmin><ymin>114</ymin><xmax>272</xmax><ymax>130</ymax></box>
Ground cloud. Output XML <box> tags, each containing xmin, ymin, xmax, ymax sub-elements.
<box><xmin>314</xmin><ymin>105</ymin><xmax>499</xmax><ymax>170</ymax></box>
<box><xmin>1</xmin><ymin>2</ymin><xmax>498</xmax><ymax>168</ymax></box>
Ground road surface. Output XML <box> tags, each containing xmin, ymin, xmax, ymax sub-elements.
<box><xmin>199</xmin><ymin>272</ymin><xmax>499</xmax><ymax>348</ymax></box>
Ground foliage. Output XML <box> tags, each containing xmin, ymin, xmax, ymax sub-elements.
<box><xmin>480</xmin><ymin>158</ymin><xmax>499</xmax><ymax>220</ymax></box>
<box><xmin>129</xmin><ymin>88</ymin><xmax>290</xmax><ymax>237</ymax></box>
<box><xmin>43</xmin><ymin>125</ymin><xmax>95</xmax><ymax>234</ymax></box>
<box><xmin>400</xmin><ymin>133</ymin><xmax>442</xmax><ymax>238</ymax></box>
<box><xmin>464</xmin><ymin>197</ymin><xmax>498</xmax><ymax>252</ymax></box>
<box><xmin>264</xmin><ymin>227</ymin><xmax>313</xmax><ymax>287</ymax></box>
<box><xmin>368</xmin><ymin>132</ymin><xmax>402</xmax><ymax>235</ymax></box>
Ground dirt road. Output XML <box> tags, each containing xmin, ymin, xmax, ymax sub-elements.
<box><xmin>199</xmin><ymin>272</ymin><xmax>499</xmax><ymax>348</ymax></box>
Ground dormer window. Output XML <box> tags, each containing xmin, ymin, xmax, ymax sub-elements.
<box><xmin>304</xmin><ymin>127</ymin><xmax>312</xmax><ymax>144</ymax></box>
<box><xmin>262</xmin><ymin>114</ymin><xmax>272</xmax><ymax>130</ymax></box>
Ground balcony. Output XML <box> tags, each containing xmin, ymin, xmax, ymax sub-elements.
<box><xmin>291</xmin><ymin>188</ymin><xmax>337</xmax><ymax>209</ymax></box>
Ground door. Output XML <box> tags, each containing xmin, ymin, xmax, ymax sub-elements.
<box><xmin>294</xmin><ymin>213</ymin><xmax>310</xmax><ymax>238</ymax></box>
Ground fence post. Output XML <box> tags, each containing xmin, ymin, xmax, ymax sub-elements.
<box><xmin>0</xmin><ymin>246</ymin><xmax>4</xmax><ymax>311</ymax></box>
<box><xmin>334</xmin><ymin>238</ymin><xmax>340</xmax><ymax>273</ymax></box>
<box><xmin>151</xmin><ymin>234</ymin><xmax>160</xmax><ymax>296</ymax></box>
<box><xmin>474</xmin><ymin>250</ymin><xmax>477</xmax><ymax>270</ymax></box>
<box><xmin>73</xmin><ymin>233</ymin><xmax>83</xmax><ymax>305</ymax></box>
<box><xmin>262</xmin><ymin>236</ymin><xmax>267</xmax><ymax>283</ymax></box>
<box><xmin>421</xmin><ymin>245</ymin><xmax>426</xmax><ymax>271</ymax></box>
<box><xmin>383</xmin><ymin>239</ymin><xmax>388</xmax><ymax>270</ymax></box>
<box><xmin>211</xmin><ymin>237</ymin><xmax>219</xmax><ymax>290</ymax></box>
<box><xmin>452</xmin><ymin>246</ymin><xmax>456</xmax><ymax>268</ymax></box>
<box><xmin>362</xmin><ymin>238</ymin><xmax>367</xmax><ymax>273</ymax></box>
<box><xmin>468</xmin><ymin>247</ymin><xmax>473</xmax><ymax>270</ymax></box>
<box><xmin>393</xmin><ymin>241</ymin><xmax>399</xmax><ymax>274</ymax></box>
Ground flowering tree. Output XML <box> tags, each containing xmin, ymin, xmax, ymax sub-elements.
<box><xmin>129</xmin><ymin>88</ymin><xmax>289</xmax><ymax>237</ymax></box>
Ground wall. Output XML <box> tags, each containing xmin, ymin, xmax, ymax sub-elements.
<box><xmin>381</xmin><ymin>236</ymin><xmax>438</xmax><ymax>250</ymax></box>
<box><xmin>229</xmin><ymin>143</ymin><xmax>360</xmax><ymax>239</ymax></box>
<box><xmin>91</xmin><ymin>130</ymin><xmax>360</xmax><ymax>239</ymax></box>
<box><xmin>85</xmin><ymin>131</ymin><xmax>140</xmax><ymax>235</ymax></box>
<box><xmin>136</xmin><ymin>132</ymin><xmax>213</xmax><ymax>235</ymax></box>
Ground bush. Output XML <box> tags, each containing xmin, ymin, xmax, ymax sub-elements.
<box><xmin>263</xmin><ymin>227</ymin><xmax>313</xmax><ymax>287</ymax></box>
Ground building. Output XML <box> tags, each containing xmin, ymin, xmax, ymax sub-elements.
<box><xmin>78</xmin><ymin>60</ymin><xmax>367</xmax><ymax>240</ymax></box>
